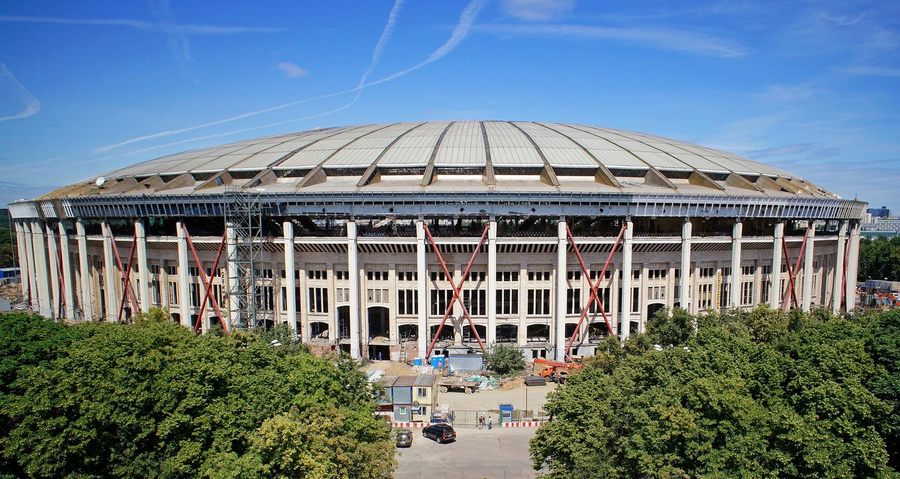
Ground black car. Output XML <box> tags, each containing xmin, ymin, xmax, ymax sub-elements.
<box><xmin>395</xmin><ymin>429</ymin><xmax>413</xmax><ymax>448</ymax></box>
<box><xmin>422</xmin><ymin>423</ymin><xmax>456</xmax><ymax>443</ymax></box>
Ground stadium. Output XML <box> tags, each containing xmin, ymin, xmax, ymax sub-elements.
<box><xmin>8</xmin><ymin>121</ymin><xmax>866</xmax><ymax>361</ymax></box>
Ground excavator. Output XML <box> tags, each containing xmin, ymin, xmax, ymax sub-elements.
<box><xmin>532</xmin><ymin>357</ymin><xmax>584</xmax><ymax>384</ymax></box>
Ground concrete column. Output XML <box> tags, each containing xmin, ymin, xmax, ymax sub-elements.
<box><xmin>283</xmin><ymin>221</ymin><xmax>297</xmax><ymax>335</ymax></box>
<box><xmin>416</xmin><ymin>220</ymin><xmax>428</xmax><ymax>358</ymax></box>
<box><xmin>135</xmin><ymin>221</ymin><xmax>151</xmax><ymax>314</ymax></box>
<box><xmin>555</xmin><ymin>218</ymin><xmax>567</xmax><ymax>360</ymax></box>
<box><xmin>58</xmin><ymin>223</ymin><xmax>75</xmax><ymax>320</ymax></box>
<box><xmin>14</xmin><ymin>223</ymin><xmax>30</xmax><ymax>305</ymax></box>
<box><xmin>226</xmin><ymin>222</ymin><xmax>239</xmax><ymax>328</ymax></box>
<box><xmin>846</xmin><ymin>222</ymin><xmax>861</xmax><ymax>310</ymax></box>
<box><xmin>801</xmin><ymin>224</ymin><xmax>815</xmax><ymax>312</ymax></box>
<box><xmin>46</xmin><ymin>224</ymin><xmax>61</xmax><ymax>319</ymax></box>
<box><xmin>487</xmin><ymin>218</ymin><xmax>497</xmax><ymax>346</ymax></box>
<box><xmin>31</xmin><ymin>221</ymin><xmax>53</xmax><ymax>318</ymax></box>
<box><xmin>101</xmin><ymin>223</ymin><xmax>118</xmax><ymax>322</ymax></box>
<box><xmin>730</xmin><ymin>221</ymin><xmax>743</xmax><ymax>308</ymax></box>
<box><xmin>347</xmin><ymin>221</ymin><xmax>361</xmax><ymax>359</ymax></box>
<box><xmin>176</xmin><ymin>222</ymin><xmax>191</xmax><ymax>327</ymax></box>
<box><xmin>832</xmin><ymin>221</ymin><xmax>848</xmax><ymax>313</ymax></box>
<box><xmin>679</xmin><ymin>219</ymin><xmax>691</xmax><ymax>311</ymax></box>
<box><xmin>24</xmin><ymin>223</ymin><xmax>39</xmax><ymax>310</ymax></box>
<box><xmin>770</xmin><ymin>222</ymin><xmax>784</xmax><ymax>309</ymax></box>
<box><xmin>620</xmin><ymin>220</ymin><xmax>634</xmax><ymax>340</ymax></box>
<box><xmin>76</xmin><ymin>221</ymin><xmax>94</xmax><ymax>320</ymax></box>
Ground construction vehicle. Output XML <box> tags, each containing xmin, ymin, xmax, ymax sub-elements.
<box><xmin>532</xmin><ymin>358</ymin><xmax>584</xmax><ymax>384</ymax></box>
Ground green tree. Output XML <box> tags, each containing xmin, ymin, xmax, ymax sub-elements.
<box><xmin>0</xmin><ymin>309</ymin><xmax>394</xmax><ymax>478</ymax></box>
<box><xmin>484</xmin><ymin>343</ymin><xmax>526</xmax><ymax>376</ymax></box>
<box><xmin>646</xmin><ymin>307</ymin><xmax>694</xmax><ymax>347</ymax></box>
<box><xmin>531</xmin><ymin>307</ymin><xmax>896</xmax><ymax>478</ymax></box>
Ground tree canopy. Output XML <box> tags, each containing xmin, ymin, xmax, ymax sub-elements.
<box><xmin>531</xmin><ymin>307</ymin><xmax>900</xmax><ymax>478</ymax></box>
<box><xmin>0</xmin><ymin>309</ymin><xmax>395</xmax><ymax>478</ymax></box>
<box><xmin>859</xmin><ymin>235</ymin><xmax>900</xmax><ymax>282</ymax></box>
<box><xmin>484</xmin><ymin>343</ymin><xmax>526</xmax><ymax>376</ymax></box>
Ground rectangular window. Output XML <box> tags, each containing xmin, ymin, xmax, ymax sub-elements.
<box><xmin>151</xmin><ymin>280</ymin><xmax>161</xmax><ymax>305</ymax></box>
<box><xmin>168</xmin><ymin>282</ymin><xmax>178</xmax><ymax>305</ymax></box>
<box><xmin>430</xmin><ymin>289</ymin><xmax>453</xmax><ymax>315</ymax></box>
<box><xmin>567</xmin><ymin>271</ymin><xmax>582</xmax><ymax>281</ymax></box>
<box><xmin>336</xmin><ymin>287</ymin><xmax>349</xmax><ymax>303</ymax></box>
<box><xmin>189</xmin><ymin>266</ymin><xmax>199</xmax><ymax>277</ymax></box>
<box><xmin>496</xmin><ymin>271</ymin><xmax>519</xmax><ymax>282</ymax></box>
<box><xmin>366</xmin><ymin>270</ymin><xmax>388</xmax><ymax>281</ymax></box>
<box><xmin>566</xmin><ymin>288</ymin><xmax>581</xmax><ymax>315</ymax></box>
<box><xmin>698</xmin><ymin>283</ymin><xmax>713</xmax><ymax>310</ymax></box>
<box><xmin>527</xmin><ymin>289</ymin><xmax>551</xmax><ymax>315</ymax></box>
<box><xmin>527</xmin><ymin>271</ymin><xmax>551</xmax><ymax>282</ymax></box>
<box><xmin>496</xmin><ymin>289</ymin><xmax>518</xmax><ymax>315</ymax></box>
<box><xmin>366</xmin><ymin>288</ymin><xmax>389</xmax><ymax>304</ymax></box>
<box><xmin>334</xmin><ymin>270</ymin><xmax>348</xmax><ymax>281</ymax></box>
<box><xmin>631</xmin><ymin>288</ymin><xmax>640</xmax><ymax>313</ymax></box>
<box><xmin>307</xmin><ymin>269</ymin><xmax>328</xmax><ymax>280</ymax></box>
<box><xmin>396</xmin><ymin>269</ymin><xmax>417</xmax><ymax>281</ymax></box>
<box><xmin>741</xmin><ymin>281</ymin><xmax>754</xmax><ymax>306</ymax></box>
<box><xmin>190</xmin><ymin>283</ymin><xmax>200</xmax><ymax>307</ymax></box>
<box><xmin>397</xmin><ymin>289</ymin><xmax>418</xmax><ymax>315</ymax></box>
<box><xmin>308</xmin><ymin>287</ymin><xmax>329</xmax><ymax>313</ymax></box>
<box><xmin>417</xmin><ymin>387</ymin><xmax>428</xmax><ymax>398</ymax></box>
<box><xmin>589</xmin><ymin>288</ymin><xmax>611</xmax><ymax>313</ymax></box>
<box><xmin>429</xmin><ymin>270</ymin><xmax>448</xmax><ymax>282</ymax></box>
<box><xmin>467</xmin><ymin>271</ymin><xmax>486</xmax><ymax>282</ymax></box>
<box><xmin>462</xmin><ymin>289</ymin><xmax>486</xmax><ymax>316</ymax></box>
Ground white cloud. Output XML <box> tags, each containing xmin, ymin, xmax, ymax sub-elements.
<box><xmin>276</xmin><ymin>62</ymin><xmax>309</xmax><ymax>78</ymax></box>
<box><xmin>501</xmin><ymin>0</ymin><xmax>575</xmax><ymax>22</ymax></box>
<box><xmin>477</xmin><ymin>23</ymin><xmax>746</xmax><ymax>58</ymax></box>
<box><xmin>0</xmin><ymin>15</ymin><xmax>284</xmax><ymax>35</ymax></box>
<box><xmin>0</xmin><ymin>63</ymin><xmax>40</xmax><ymax>122</ymax></box>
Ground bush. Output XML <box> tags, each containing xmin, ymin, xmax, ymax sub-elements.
<box><xmin>484</xmin><ymin>343</ymin><xmax>526</xmax><ymax>376</ymax></box>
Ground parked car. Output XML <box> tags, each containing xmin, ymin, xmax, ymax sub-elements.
<box><xmin>395</xmin><ymin>429</ymin><xmax>413</xmax><ymax>448</ymax></box>
<box><xmin>422</xmin><ymin>423</ymin><xmax>456</xmax><ymax>443</ymax></box>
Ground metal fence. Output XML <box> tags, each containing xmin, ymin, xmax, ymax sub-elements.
<box><xmin>447</xmin><ymin>409</ymin><xmax>550</xmax><ymax>428</ymax></box>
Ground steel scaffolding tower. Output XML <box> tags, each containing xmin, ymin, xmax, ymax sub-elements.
<box><xmin>224</xmin><ymin>189</ymin><xmax>271</xmax><ymax>330</ymax></box>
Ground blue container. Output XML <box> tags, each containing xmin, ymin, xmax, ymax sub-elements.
<box><xmin>430</xmin><ymin>357</ymin><xmax>445</xmax><ymax>368</ymax></box>
<box><xmin>412</xmin><ymin>358</ymin><xmax>422</xmax><ymax>366</ymax></box>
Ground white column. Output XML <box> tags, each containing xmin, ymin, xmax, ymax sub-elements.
<box><xmin>729</xmin><ymin>221</ymin><xmax>742</xmax><ymax>308</ymax></box>
<box><xmin>620</xmin><ymin>220</ymin><xmax>634</xmax><ymax>340</ymax></box>
<box><xmin>24</xmin><ymin>223</ymin><xmax>39</xmax><ymax>311</ymax></box>
<box><xmin>801</xmin><ymin>224</ymin><xmax>815</xmax><ymax>312</ymax></box>
<box><xmin>102</xmin><ymin>223</ymin><xmax>118</xmax><ymax>322</ymax></box>
<box><xmin>283</xmin><ymin>221</ymin><xmax>297</xmax><ymax>335</ymax></box>
<box><xmin>32</xmin><ymin>221</ymin><xmax>53</xmax><ymax>318</ymax></box>
<box><xmin>226</xmin><ymin>222</ymin><xmax>240</xmax><ymax>328</ymax></box>
<box><xmin>46</xmin><ymin>224</ymin><xmax>61</xmax><ymax>318</ymax></box>
<box><xmin>832</xmin><ymin>221</ymin><xmax>848</xmax><ymax>313</ymax></box>
<box><xmin>14</xmin><ymin>223</ymin><xmax>31</xmax><ymax>306</ymax></box>
<box><xmin>555</xmin><ymin>218</ymin><xmax>567</xmax><ymax>360</ymax></box>
<box><xmin>176</xmin><ymin>222</ymin><xmax>191</xmax><ymax>327</ymax></box>
<box><xmin>415</xmin><ymin>220</ymin><xmax>428</xmax><ymax>358</ymax></box>
<box><xmin>76</xmin><ymin>221</ymin><xmax>94</xmax><ymax>320</ymax></box>
<box><xmin>135</xmin><ymin>221</ymin><xmax>151</xmax><ymax>314</ymax></box>
<box><xmin>347</xmin><ymin>221</ymin><xmax>361</xmax><ymax>359</ymax></box>
<box><xmin>846</xmin><ymin>222</ymin><xmax>861</xmax><ymax>310</ymax></box>
<box><xmin>58</xmin><ymin>223</ymin><xmax>76</xmax><ymax>320</ymax></box>
<box><xmin>770</xmin><ymin>222</ymin><xmax>784</xmax><ymax>309</ymax></box>
<box><xmin>487</xmin><ymin>218</ymin><xmax>497</xmax><ymax>346</ymax></box>
<box><xmin>679</xmin><ymin>219</ymin><xmax>691</xmax><ymax>311</ymax></box>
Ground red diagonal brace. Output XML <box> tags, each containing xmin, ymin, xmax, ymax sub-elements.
<box><xmin>781</xmin><ymin>225</ymin><xmax>810</xmax><ymax>310</ymax></box>
<box><xmin>181</xmin><ymin>224</ymin><xmax>227</xmax><ymax>333</ymax></box>
<box><xmin>194</xmin><ymin>234</ymin><xmax>227</xmax><ymax>333</ymax></box>
<box><xmin>107</xmin><ymin>225</ymin><xmax>139</xmax><ymax>322</ymax></box>
<box><xmin>424</xmin><ymin>224</ymin><xmax>489</xmax><ymax>359</ymax></box>
<box><xmin>564</xmin><ymin>223</ymin><xmax>625</xmax><ymax>359</ymax></box>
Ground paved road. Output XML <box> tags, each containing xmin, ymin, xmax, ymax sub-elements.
<box><xmin>395</xmin><ymin>427</ymin><xmax>542</xmax><ymax>479</ymax></box>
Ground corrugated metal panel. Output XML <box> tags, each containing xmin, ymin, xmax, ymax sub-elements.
<box><xmin>435</xmin><ymin>146</ymin><xmax>486</xmax><ymax>167</ymax></box>
<box><xmin>276</xmin><ymin>149</ymin><xmax>335</xmax><ymax>169</ymax></box>
<box><xmin>378</xmin><ymin>147</ymin><xmax>433</xmax><ymax>167</ymax></box>
<box><xmin>630</xmin><ymin>151</ymin><xmax>692</xmax><ymax>171</ymax></box>
<box><xmin>324</xmin><ymin>148</ymin><xmax>382</xmax><ymax>167</ymax></box>
<box><xmin>212</xmin><ymin>151</ymin><xmax>286</xmax><ymax>172</ymax></box>
<box><xmin>587</xmin><ymin>149</ymin><xmax>648</xmax><ymax>169</ymax></box>
<box><xmin>447</xmin><ymin>355</ymin><xmax>483</xmax><ymax>371</ymax></box>
<box><xmin>442</xmin><ymin>121</ymin><xmax>483</xmax><ymax>149</ymax></box>
<box><xmin>541</xmin><ymin>148</ymin><xmax>597</xmax><ymax>167</ymax></box>
<box><xmin>490</xmin><ymin>147</ymin><xmax>543</xmax><ymax>166</ymax></box>
<box><xmin>483</xmin><ymin>121</ymin><xmax>533</xmax><ymax>149</ymax></box>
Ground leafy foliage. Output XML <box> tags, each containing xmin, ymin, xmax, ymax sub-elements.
<box><xmin>0</xmin><ymin>309</ymin><xmax>395</xmax><ymax>478</ymax></box>
<box><xmin>859</xmin><ymin>235</ymin><xmax>900</xmax><ymax>282</ymax></box>
<box><xmin>0</xmin><ymin>209</ymin><xmax>13</xmax><ymax>268</ymax></box>
<box><xmin>531</xmin><ymin>307</ymin><xmax>899</xmax><ymax>478</ymax></box>
<box><xmin>484</xmin><ymin>343</ymin><xmax>526</xmax><ymax>376</ymax></box>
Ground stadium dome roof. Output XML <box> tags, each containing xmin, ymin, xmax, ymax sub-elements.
<box><xmin>45</xmin><ymin>121</ymin><xmax>836</xmax><ymax>199</ymax></box>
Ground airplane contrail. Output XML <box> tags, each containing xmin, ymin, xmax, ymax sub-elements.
<box><xmin>93</xmin><ymin>0</ymin><xmax>486</xmax><ymax>154</ymax></box>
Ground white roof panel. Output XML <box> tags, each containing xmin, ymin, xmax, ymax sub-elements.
<box><xmin>542</xmin><ymin>148</ymin><xmax>598</xmax><ymax>167</ymax></box>
<box><xmin>587</xmin><ymin>149</ymin><xmax>648</xmax><ymax>169</ymax></box>
<box><xmin>490</xmin><ymin>147</ymin><xmax>543</xmax><ymax>167</ymax></box>
<box><xmin>435</xmin><ymin>147</ymin><xmax>486</xmax><ymax>167</ymax></box>
<box><xmin>378</xmin><ymin>147</ymin><xmax>433</xmax><ymax>167</ymax></box>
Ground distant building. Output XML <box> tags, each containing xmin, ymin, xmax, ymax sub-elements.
<box><xmin>378</xmin><ymin>374</ymin><xmax>437</xmax><ymax>423</ymax></box>
<box><xmin>868</xmin><ymin>206</ymin><xmax>891</xmax><ymax>218</ymax></box>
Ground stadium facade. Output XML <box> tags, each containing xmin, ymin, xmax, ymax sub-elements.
<box><xmin>8</xmin><ymin>121</ymin><xmax>866</xmax><ymax>360</ymax></box>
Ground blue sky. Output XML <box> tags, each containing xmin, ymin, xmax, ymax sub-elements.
<box><xmin>1</xmin><ymin>0</ymin><xmax>898</xmax><ymax>211</ymax></box>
